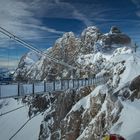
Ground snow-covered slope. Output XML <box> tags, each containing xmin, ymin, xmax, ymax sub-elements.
<box><xmin>111</xmin><ymin>99</ymin><xmax>140</xmax><ymax>140</ymax></box>
<box><xmin>0</xmin><ymin>98</ymin><xmax>43</xmax><ymax>140</ymax></box>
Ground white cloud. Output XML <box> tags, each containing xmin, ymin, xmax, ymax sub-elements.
<box><xmin>0</xmin><ymin>58</ymin><xmax>19</xmax><ymax>68</ymax></box>
<box><xmin>136</xmin><ymin>11</ymin><xmax>140</xmax><ymax>17</ymax></box>
<box><xmin>26</xmin><ymin>0</ymin><xmax>92</xmax><ymax>26</ymax></box>
<box><xmin>131</xmin><ymin>0</ymin><xmax>140</xmax><ymax>17</ymax></box>
<box><xmin>72</xmin><ymin>9</ymin><xmax>92</xmax><ymax>26</ymax></box>
<box><xmin>131</xmin><ymin>0</ymin><xmax>140</xmax><ymax>8</ymax></box>
<box><xmin>0</xmin><ymin>0</ymin><xmax>64</xmax><ymax>40</ymax></box>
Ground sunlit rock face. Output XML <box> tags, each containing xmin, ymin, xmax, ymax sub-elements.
<box><xmin>98</xmin><ymin>26</ymin><xmax>131</xmax><ymax>53</ymax></box>
<box><xmin>81</xmin><ymin>26</ymin><xmax>102</xmax><ymax>53</ymax></box>
<box><xmin>14</xmin><ymin>32</ymin><xmax>81</xmax><ymax>81</ymax></box>
<box><xmin>14</xmin><ymin>25</ymin><xmax>133</xmax><ymax>82</ymax></box>
<box><xmin>38</xmin><ymin>85</ymin><xmax>124</xmax><ymax>140</ymax></box>
<box><xmin>129</xmin><ymin>75</ymin><xmax>140</xmax><ymax>92</ymax></box>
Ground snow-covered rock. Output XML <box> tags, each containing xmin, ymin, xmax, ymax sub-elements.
<box><xmin>81</xmin><ymin>26</ymin><xmax>102</xmax><ymax>53</ymax></box>
<box><xmin>14</xmin><ymin>26</ymin><xmax>134</xmax><ymax>82</ymax></box>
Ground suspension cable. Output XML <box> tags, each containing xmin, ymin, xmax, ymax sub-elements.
<box><xmin>0</xmin><ymin>105</ymin><xmax>24</xmax><ymax>117</ymax></box>
<box><xmin>0</xmin><ymin>26</ymin><xmax>93</xmax><ymax>73</ymax></box>
<box><xmin>0</xmin><ymin>26</ymin><xmax>76</xmax><ymax>70</ymax></box>
<box><xmin>9</xmin><ymin>111</ymin><xmax>42</xmax><ymax>140</ymax></box>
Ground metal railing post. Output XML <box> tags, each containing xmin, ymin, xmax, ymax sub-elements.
<box><xmin>53</xmin><ymin>81</ymin><xmax>55</xmax><ymax>91</ymax></box>
<box><xmin>32</xmin><ymin>83</ymin><xmax>35</xmax><ymax>96</ymax></box>
<box><xmin>61</xmin><ymin>79</ymin><xmax>63</xmax><ymax>90</ymax></box>
<box><xmin>44</xmin><ymin>81</ymin><xmax>46</xmax><ymax>92</ymax></box>
<box><xmin>18</xmin><ymin>83</ymin><xmax>20</xmax><ymax>96</ymax></box>
<box><xmin>77</xmin><ymin>79</ymin><xmax>79</xmax><ymax>88</ymax></box>
<box><xmin>72</xmin><ymin>79</ymin><xmax>74</xmax><ymax>88</ymax></box>
<box><xmin>0</xmin><ymin>85</ymin><xmax>1</xmax><ymax>99</ymax></box>
<box><xmin>67</xmin><ymin>79</ymin><xmax>69</xmax><ymax>89</ymax></box>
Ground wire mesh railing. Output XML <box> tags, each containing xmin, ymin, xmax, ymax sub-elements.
<box><xmin>0</xmin><ymin>76</ymin><xmax>110</xmax><ymax>99</ymax></box>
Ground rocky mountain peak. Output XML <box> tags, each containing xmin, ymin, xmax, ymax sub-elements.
<box><xmin>14</xmin><ymin>25</ymin><xmax>134</xmax><ymax>81</ymax></box>
<box><xmin>98</xmin><ymin>26</ymin><xmax>131</xmax><ymax>52</ymax></box>
<box><xmin>81</xmin><ymin>26</ymin><xmax>101</xmax><ymax>42</ymax></box>
<box><xmin>18</xmin><ymin>51</ymin><xmax>41</xmax><ymax>68</ymax></box>
<box><xmin>80</xmin><ymin>26</ymin><xmax>102</xmax><ymax>53</ymax></box>
<box><xmin>110</xmin><ymin>26</ymin><xmax>122</xmax><ymax>34</ymax></box>
<box><xmin>62</xmin><ymin>31</ymin><xmax>75</xmax><ymax>39</ymax></box>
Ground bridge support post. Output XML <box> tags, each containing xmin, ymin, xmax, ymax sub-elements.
<box><xmin>0</xmin><ymin>85</ymin><xmax>1</xmax><ymax>99</ymax></box>
<box><xmin>84</xmin><ymin>78</ymin><xmax>86</xmax><ymax>86</ymax></box>
<box><xmin>32</xmin><ymin>83</ymin><xmax>35</xmax><ymax>96</ymax></box>
<box><xmin>88</xmin><ymin>78</ymin><xmax>90</xmax><ymax>85</ymax></box>
<box><xmin>72</xmin><ymin>79</ymin><xmax>74</xmax><ymax>89</ymax></box>
<box><xmin>67</xmin><ymin>79</ymin><xmax>69</xmax><ymax>89</ymax></box>
<box><xmin>77</xmin><ymin>79</ymin><xmax>79</xmax><ymax>88</ymax></box>
<box><xmin>18</xmin><ymin>83</ymin><xmax>20</xmax><ymax>96</ymax></box>
<box><xmin>60</xmin><ymin>80</ymin><xmax>63</xmax><ymax>90</ymax></box>
<box><xmin>94</xmin><ymin>77</ymin><xmax>96</xmax><ymax>85</ymax></box>
<box><xmin>53</xmin><ymin>81</ymin><xmax>55</xmax><ymax>91</ymax></box>
<box><xmin>44</xmin><ymin>81</ymin><xmax>46</xmax><ymax>92</ymax></box>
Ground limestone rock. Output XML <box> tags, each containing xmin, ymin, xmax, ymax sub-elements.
<box><xmin>129</xmin><ymin>75</ymin><xmax>140</xmax><ymax>91</ymax></box>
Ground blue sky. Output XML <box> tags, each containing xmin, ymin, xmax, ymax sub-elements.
<box><xmin>0</xmin><ymin>0</ymin><xmax>140</xmax><ymax>68</ymax></box>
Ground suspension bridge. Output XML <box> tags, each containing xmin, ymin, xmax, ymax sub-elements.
<box><xmin>0</xmin><ymin>26</ymin><xmax>110</xmax><ymax>99</ymax></box>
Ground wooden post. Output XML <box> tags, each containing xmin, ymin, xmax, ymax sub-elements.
<box><xmin>44</xmin><ymin>81</ymin><xmax>46</xmax><ymax>92</ymax></box>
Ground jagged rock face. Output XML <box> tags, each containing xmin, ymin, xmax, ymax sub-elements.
<box><xmin>14</xmin><ymin>51</ymin><xmax>41</xmax><ymax>81</ymax></box>
<box><xmin>101</xmin><ymin>33</ymin><xmax>131</xmax><ymax>46</ymax></box>
<box><xmin>63</xmin><ymin>91</ymin><xmax>123</xmax><ymax>140</ymax></box>
<box><xmin>14</xmin><ymin>25</ymin><xmax>133</xmax><ymax>81</ymax></box>
<box><xmin>52</xmin><ymin>32</ymin><xmax>81</xmax><ymax>64</ymax></box>
<box><xmin>129</xmin><ymin>75</ymin><xmax>140</xmax><ymax>101</ymax></box>
<box><xmin>38</xmin><ymin>86</ymin><xmax>93</xmax><ymax>140</ymax></box>
<box><xmin>81</xmin><ymin>26</ymin><xmax>102</xmax><ymax>53</ymax></box>
<box><xmin>38</xmin><ymin>85</ymin><xmax>124</xmax><ymax>140</ymax></box>
<box><xmin>129</xmin><ymin>75</ymin><xmax>140</xmax><ymax>91</ymax></box>
<box><xmin>48</xmin><ymin>32</ymin><xmax>81</xmax><ymax>79</ymax></box>
<box><xmin>14</xmin><ymin>32</ymin><xmax>82</xmax><ymax>81</ymax></box>
<box><xmin>99</xmin><ymin>27</ymin><xmax>131</xmax><ymax>50</ymax></box>
<box><xmin>110</xmin><ymin>26</ymin><xmax>121</xmax><ymax>34</ymax></box>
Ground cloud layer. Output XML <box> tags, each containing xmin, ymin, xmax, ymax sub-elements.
<box><xmin>0</xmin><ymin>0</ymin><xmax>140</xmax><ymax>69</ymax></box>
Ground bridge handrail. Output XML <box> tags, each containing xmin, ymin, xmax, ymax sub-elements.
<box><xmin>0</xmin><ymin>76</ymin><xmax>110</xmax><ymax>99</ymax></box>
